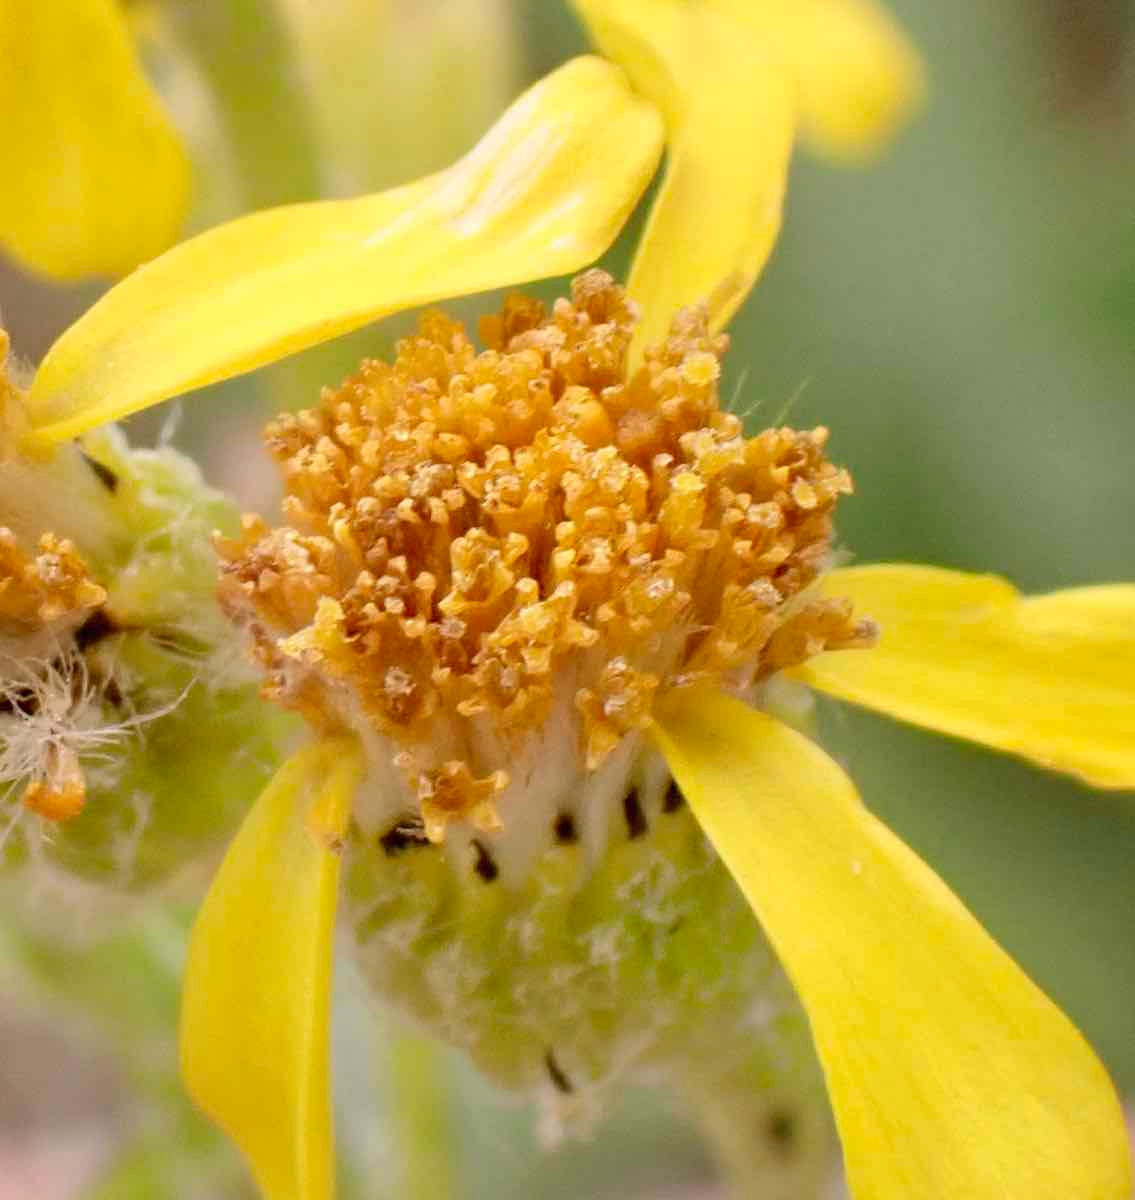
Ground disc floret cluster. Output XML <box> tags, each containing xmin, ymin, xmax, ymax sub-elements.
<box><xmin>219</xmin><ymin>272</ymin><xmax>873</xmax><ymax>853</ymax></box>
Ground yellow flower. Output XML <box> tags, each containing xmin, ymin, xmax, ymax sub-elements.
<box><xmin>572</xmin><ymin>0</ymin><xmax>924</xmax><ymax>351</ymax></box>
<box><xmin>9</xmin><ymin>7</ymin><xmax>1131</xmax><ymax>1200</ymax></box>
<box><xmin>694</xmin><ymin>0</ymin><xmax>925</xmax><ymax>162</ymax></box>
<box><xmin>17</xmin><ymin>0</ymin><xmax>924</xmax><ymax>443</ymax></box>
<box><xmin>0</xmin><ymin>0</ymin><xmax>191</xmax><ymax>280</ymax></box>
<box><xmin>18</xmin><ymin>55</ymin><xmax>664</xmax><ymax>447</ymax></box>
<box><xmin>187</xmin><ymin>273</ymin><xmax>1134</xmax><ymax>1200</ymax></box>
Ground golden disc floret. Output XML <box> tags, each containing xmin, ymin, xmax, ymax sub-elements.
<box><xmin>218</xmin><ymin>272</ymin><xmax>873</xmax><ymax>844</ymax></box>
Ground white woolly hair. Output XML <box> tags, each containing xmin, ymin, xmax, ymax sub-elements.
<box><xmin>0</xmin><ymin>648</ymin><xmax>187</xmax><ymax>850</ymax></box>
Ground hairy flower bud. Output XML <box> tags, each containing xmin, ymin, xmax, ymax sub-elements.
<box><xmin>0</xmin><ymin>332</ymin><xmax>289</xmax><ymax>920</ymax></box>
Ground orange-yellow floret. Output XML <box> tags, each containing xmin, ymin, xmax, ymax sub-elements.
<box><xmin>0</xmin><ymin>528</ymin><xmax>106</xmax><ymax>634</ymax></box>
<box><xmin>0</xmin><ymin>527</ymin><xmax>106</xmax><ymax>822</ymax></box>
<box><xmin>218</xmin><ymin>272</ymin><xmax>873</xmax><ymax>835</ymax></box>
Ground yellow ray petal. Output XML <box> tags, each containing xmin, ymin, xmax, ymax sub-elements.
<box><xmin>714</xmin><ymin>0</ymin><xmax>925</xmax><ymax>162</ymax></box>
<box><xmin>653</xmin><ymin>689</ymin><xmax>1131</xmax><ymax>1200</ymax></box>
<box><xmin>181</xmin><ymin>738</ymin><xmax>362</xmax><ymax>1200</ymax></box>
<box><xmin>795</xmin><ymin>564</ymin><xmax>1135</xmax><ymax>789</ymax></box>
<box><xmin>0</xmin><ymin>0</ymin><xmax>191</xmax><ymax>281</ymax></box>
<box><xmin>573</xmin><ymin>0</ymin><xmax>796</xmax><ymax>355</ymax></box>
<box><xmin>24</xmin><ymin>56</ymin><xmax>663</xmax><ymax>445</ymax></box>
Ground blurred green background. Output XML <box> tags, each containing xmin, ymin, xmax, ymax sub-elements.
<box><xmin>1</xmin><ymin>0</ymin><xmax>1133</xmax><ymax>1196</ymax></box>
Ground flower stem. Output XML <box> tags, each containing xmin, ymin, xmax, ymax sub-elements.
<box><xmin>387</xmin><ymin>1032</ymin><xmax>457</xmax><ymax>1200</ymax></box>
<box><xmin>676</xmin><ymin>1038</ymin><xmax>835</xmax><ymax>1200</ymax></box>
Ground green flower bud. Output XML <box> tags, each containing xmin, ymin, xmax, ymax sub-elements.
<box><xmin>345</xmin><ymin>765</ymin><xmax>833</xmax><ymax>1191</ymax></box>
<box><xmin>1</xmin><ymin>339</ymin><xmax>291</xmax><ymax>907</ymax></box>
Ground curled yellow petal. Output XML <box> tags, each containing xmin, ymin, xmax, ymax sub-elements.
<box><xmin>715</xmin><ymin>0</ymin><xmax>926</xmax><ymax>162</ymax></box>
<box><xmin>796</xmin><ymin>564</ymin><xmax>1135</xmax><ymax>789</ymax></box>
<box><xmin>24</xmin><ymin>56</ymin><xmax>663</xmax><ymax>445</ymax></box>
<box><xmin>181</xmin><ymin>738</ymin><xmax>362</xmax><ymax>1200</ymax></box>
<box><xmin>0</xmin><ymin>0</ymin><xmax>191</xmax><ymax>281</ymax></box>
<box><xmin>653</xmin><ymin>689</ymin><xmax>1131</xmax><ymax>1200</ymax></box>
<box><xmin>573</xmin><ymin>0</ymin><xmax>796</xmax><ymax>355</ymax></box>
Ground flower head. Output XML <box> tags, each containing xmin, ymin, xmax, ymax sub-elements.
<box><xmin>215</xmin><ymin>272</ymin><xmax>873</xmax><ymax>855</ymax></box>
<box><xmin>3</xmin><ymin>4</ymin><xmax>1131</xmax><ymax>1198</ymax></box>
<box><xmin>183</xmin><ymin>270</ymin><xmax>1135</xmax><ymax>1200</ymax></box>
